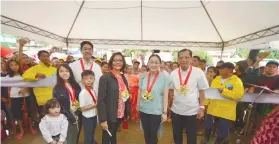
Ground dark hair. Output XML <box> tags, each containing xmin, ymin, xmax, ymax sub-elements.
<box><xmin>148</xmin><ymin>54</ymin><xmax>161</xmax><ymax>63</ymax></box>
<box><xmin>172</xmin><ymin>62</ymin><xmax>179</xmax><ymax>65</ymax></box>
<box><xmin>81</xmin><ymin>70</ymin><xmax>95</xmax><ymax>78</ymax></box>
<box><xmin>178</xmin><ymin>49</ymin><xmax>193</xmax><ymax>58</ymax></box>
<box><xmin>56</xmin><ymin>64</ymin><xmax>80</xmax><ymax>89</ymax></box>
<box><xmin>7</xmin><ymin>59</ymin><xmax>22</xmax><ymax>77</ymax></box>
<box><xmin>217</xmin><ymin>60</ymin><xmax>224</xmax><ymax>64</ymax></box>
<box><xmin>108</xmin><ymin>52</ymin><xmax>126</xmax><ymax>72</ymax></box>
<box><xmin>80</xmin><ymin>41</ymin><xmax>93</xmax><ymax>51</ymax></box>
<box><xmin>45</xmin><ymin>99</ymin><xmax>60</xmax><ymax>114</ymax></box>
<box><xmin>101</xmin><ymin>62</ymin><xmax>108</xmax><ymax>67</ymax></box>
<box><xmin>207</xmin><ymin>66</ymin><xmax>218</xmax><ymax>78</ymax></box>
<box><xmin>37</xmin><ymin>50</ymin><xmax>49</xmax><ymax>58</ymax></box>
<box><xmin>193</xmin><ymin>56</ymin><xmax>200</xmax><ymax>61</ymax></box>
<box><xmin>200</xmin><ymin>59</ymin><xmax>207</xmax><ymax>63</ymax></box>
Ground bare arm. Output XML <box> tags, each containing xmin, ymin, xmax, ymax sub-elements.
<box><xmin>199</xmin><ymin>90</ymin><xmax>205</xmax><ymax>106</ymax></box>
<box><xmin>163</xmin><ymin>88</ymin><xmax>169</xmax><ymax>113</ymax></box>
<box><xmin>80</xmin><ymin>104</ymin><xmax>97</xmax><ymax>112</ymax></box>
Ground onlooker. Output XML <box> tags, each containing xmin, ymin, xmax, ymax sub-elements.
<box><xmin>22</xmin><ymin>50</ymin><xmax>57</xmax><ymax>117</ymax></box>
<box><xmin>191</xmin><ymin>56</ymin><xmax>200</xmax><ymax>67</ymax></box>
<box><xmin>199</xmin><ymin>59</ymin><xmax>207</xmax><ymax>72</ymax></box>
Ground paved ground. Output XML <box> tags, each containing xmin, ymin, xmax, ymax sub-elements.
<box><xmin>2</xmin><ymin>121</ymin><xmax>252</xmax><ymax>144</ymax></box>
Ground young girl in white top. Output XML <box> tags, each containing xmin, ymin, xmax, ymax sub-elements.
<box><xmin>7</xmin><ymin>59</ymin><xmax>37</xmax><ymax>140</ymax></box>
<box><xmin>39</xmin><ymin>99</ymin><xmax>68</xmax><ymax>144</ymax></box>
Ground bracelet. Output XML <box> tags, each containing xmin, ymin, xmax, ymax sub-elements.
<box><xmin>162</xmin><ymin>112</ymin><xmax>167</xmax><ymax>115</ymax></box>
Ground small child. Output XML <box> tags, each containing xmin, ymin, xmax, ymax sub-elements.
<box><xmin>39</xmin><ymin>99</ymin><xmax>68</xmax><ymax>144</ymax></box>
<box><xmin>79</xmin><ymin>70</ymin><xmax>98</xmax><ymax>144</ymax></box>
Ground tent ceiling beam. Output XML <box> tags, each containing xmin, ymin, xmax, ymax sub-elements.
<box><xmin>68</xmin><ymin>39</ymin><xmax>223</xmax><ymax>48</ymax></box>
<box><xmin>1</xmin><ymin>15</ymin><xmax>279</xmax><ymax>49</ymax></box>
<box><xmin>226</xmin><ymin>25</ymin><xmax>279</xmax><ymax>47</ymax></box>
<box><xmin>1</xmin><ymin>15</ymin><xmax>65</xmax><ymax>42</ymax></box>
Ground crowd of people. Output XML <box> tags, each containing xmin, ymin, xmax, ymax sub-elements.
<box><xmin>1</xmin><ymin>39</ymin><xmax>279</xmax><ymax>144</ymax></box>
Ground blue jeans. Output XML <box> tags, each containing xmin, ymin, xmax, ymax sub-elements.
<box><xmin>204</xmin><ymin>114</ymin><xmax>231</xmax><ymax>140</ymax></box>
<box><xmin>82</xmin><ymin>116</ymin><xmax>97</xmax><ymax>144</ymax></box>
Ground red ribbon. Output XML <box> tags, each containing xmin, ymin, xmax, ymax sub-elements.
<box><xmin>178</xmin><ymin>65</ymin><xmax>193</xmax><ymax>86</ymax></box>
<box><xmin>64</xmin><ymin>83</ymin><xmax>76</xmax><ymax>103</ymax></box>
<box><xmin>147</xmin><ymin>72</ymin><xmax>159</xmax><ymax>93</ymax></box>
<box><xmin>80</xmin><ymin>59</ymin><xmax>93</xmax><ymax>72</ymax></box>
<box><xmin>85</xmin><ymin>86</ymin><xmax>97</xmax><ymax>104</ymax></box>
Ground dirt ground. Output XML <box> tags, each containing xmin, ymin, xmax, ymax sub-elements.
<box><xmin>2</xmin><ymin>120</ymin><xmax>252</xmax><ymax>144</ymax></box>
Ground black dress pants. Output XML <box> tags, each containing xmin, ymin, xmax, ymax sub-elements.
<box><xmin>102</xmin><ymin>118</ymin><xmax>122</xmax><ymax>144</ymax></box>
<box><xmin>140</xmin><ymin>112</ymin><xmax>161</xmax><ymax>144</ymax></box>
<box><xmin>171</xmin><ymin>111</ymin><xmax>197</xmax><ymax>144</ymax></box>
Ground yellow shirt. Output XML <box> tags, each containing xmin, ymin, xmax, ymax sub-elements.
<box><xmin>22</xmin><ymin>62</ymin><xmax>57</xmax><ymax>106</ymax></box>
<box><xmin>206</xmin><ymin>75</ymin><xmax>244</xmax><ymax>121</ymax></box>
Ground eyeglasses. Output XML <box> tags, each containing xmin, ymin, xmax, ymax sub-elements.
<box><xmin>113</xmin><ymin>59</ymin><xmax>123</xmax><ymax>63</ymax></box>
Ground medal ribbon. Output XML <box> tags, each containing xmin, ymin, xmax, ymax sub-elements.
<box><xmin>80</xmin><ymin>59</ymin><xmax>93</xmax><ymax>72</ymax></box>
<box><xmin>178</xmin><ymin>65</ymin><xmax>193</xmax><ymax>87</ymax></box>
<box><xmin>111</xmin><ymin>70</ymin><xmax>127</xmax><ymax>93</ymax></box>
<box><xmin>64</xmin><ymin>83</ymin><xmax>76</xmax><ymax>103</ymax></box>
<box><xmin>85</xmin><ymin>86</ymin><xmax>97</xmax><ymax>104</ymax></box>
<box><xmin>147</xmin><ymin>72</ymin><xmax>159</xmax><ymax>93</ymax></box>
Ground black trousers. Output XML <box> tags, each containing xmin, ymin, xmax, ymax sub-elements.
<box><xmin>140</xmin><ymin>112</ymin><xmax>161</xmax><ymax>144</ymax></box>
<box><xmin>171</xmin><ymin>111</ymin><xmax>197</xmax><ymax>144</ymax></box>
<box><xmin>82</xmin><ymin>116</ymin><xmax>97</xmax><ymax>144</ymax></box>
<box><xmin>102</xmin><ymin>118</ymin><xmax>122</xmax><ymax>144</ymax></box>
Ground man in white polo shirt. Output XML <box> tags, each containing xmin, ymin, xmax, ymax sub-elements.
<box><xmin>170</xmin><ymin>49</ymin><xmax>209</xmax><ymax>144</ymax></box>
<box><xmin>69</xmin><ymin>41</ymin><xmax>102</xmax><ymax>93</ymax></box>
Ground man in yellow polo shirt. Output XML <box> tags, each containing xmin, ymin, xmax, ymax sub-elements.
<box><xmin>201</xmin><ymin>62</ymin><xmax>244</xmax><ymax>144</ymax></box>
<box><xmin>22</xmin><ymin>50</ymin><xmax>56</xmax><ymax>117</ymax></box>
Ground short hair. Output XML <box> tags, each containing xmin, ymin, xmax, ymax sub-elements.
<box><xmin>108</xmin><ymin>52</ymin><xmax>127</xmax><ymax>72</ymax></box>
<box><xmin>172</xmin><ymin>62</ymin><xmax>179</xmax><ymax>66</ymax></box>
<box><xmin>148</xmin><ymin>54</ymin><xmax>162</xmax><ymax>63</ymax></box>
<box><xmin>37</xmin><ymin>50</ymin><xmax>49</xmax><ymax>58</ymax></box>
<box><xmin>81</xmin><ymin>70</ymin><xmax>95</xmax><ymax>78</ymax></box>
<box><xmin>101</xmin><ymin>61</ymin><xmax>108</xmax><ymax>67</ymax></box>
<box><xmin>193</xmin><ymin>56</ymin><xmax>200</xmax><ymax>61</ymax></box>
<box><xmin>80</xmin><ymin>41</ymin><xmax>93</xmax><ymax>51</ymax></box>
<box><xmin>200</xmin><ymin>59</ymin><xmax>207</xmax><ymax>63</ymax></box>
<box><xmin>45</xmin><ymin>99</ymin><xmax>60</xmax><ymax>114</ymax></box>
<box><xmin>178</xmin><ymin>49</ymin><xmax>193</xmax><ymax>58</ymax></box>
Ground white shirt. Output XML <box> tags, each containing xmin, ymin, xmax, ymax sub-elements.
<box><xmin>69</xmin><ymin>58</ymin><xmax>102</xmax><ymax>95</ymax></box>
<box><xmin>7</xmin><ymin>75</ymin><xmax>30</xmax><ymax>98</ymax></box>
<box><xmin>79</xmin><ymin>88</ymin><xmax>97</xmax><ymax>118</ymax></box>
<box><xmin>39</xmin><ymin>114</ymin><xmax>68</xmax><ymax>143</ymax></box>
<box><xmin>170</xmin><ymin>66</ymin><xmax>209</xmax><ymax>115</ymax></box>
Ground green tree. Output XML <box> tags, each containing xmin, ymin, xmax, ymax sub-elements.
<box><xmin>193</xmin><ymin>51</ymin><xmax>213</xmax><ymax>66</ymax></box>
<box><xmin>261</xmin><ymin>50</ymin><xmax>279</xmax><ymax>59</ymax></box>
<box><xmin>235</xmin><ymin>48</ymin><xmax>250</xmax><ymax>58</ymax></box>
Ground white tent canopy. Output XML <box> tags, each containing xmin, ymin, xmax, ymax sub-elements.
<box><xmin>1</xmin><ymin>0</ymin><xmax>279</xmax><ymax>51</ymax></box>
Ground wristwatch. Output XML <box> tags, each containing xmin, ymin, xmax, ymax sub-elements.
<box><xmin>163</xmin><ymin>111</ymin><xmax>167</xmax><ymax>115</ymax></box>
<box><xmin>200</xmin><ymin>106</ymin><xmax>205</xmax><ymax>110</ymax></box>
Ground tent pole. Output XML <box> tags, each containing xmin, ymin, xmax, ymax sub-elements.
<box><xmin>66</xmin><ymin>38</ymin><xmax>69</xmax><ymax>54</ymax></box>
<box><xmin>141</xmin><ymin>0</ymin><xmax>143</xmax><ymax>40</ymax></box>
<box><xmin>200</xmin><ymin>0</ymin><xmax>224</xmax><ymax>54</ymax></box>
<box><xmin>66</xmin><ymin>0</ymin><xmax>85</xmax><ymax>39</ymax></box>
<box><xmin>221</xmin><ymin>42</ymin><xmax>224</xmax><ymax>60</ymax></box>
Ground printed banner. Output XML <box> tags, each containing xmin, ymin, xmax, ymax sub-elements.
<box><xmin>1</xmin><ymin>77</ymin><xmax>279</xmax><ymax>104</ymax></box>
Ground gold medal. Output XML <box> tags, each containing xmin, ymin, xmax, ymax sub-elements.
<box><xmin>180</xmin><ymin>85</ymin><xmax>188</xmax><ymax>96</ymax></box>
<box><xmin>120</xmin><ymin>89</ymin><xmax>130</xmax><ymax>99</ymax></box>
<box><xmin>143</xmin><ymin>91</ymin><xmax>153</xmax><ymax>101</ymax></box>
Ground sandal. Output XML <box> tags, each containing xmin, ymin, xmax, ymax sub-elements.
<box><xmin>16</xmin><ymin>133</ymin><xmax>23</xmax><ymax>140</ymax></box>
